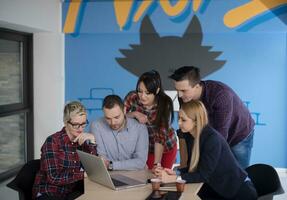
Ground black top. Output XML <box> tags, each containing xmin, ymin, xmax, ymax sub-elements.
<box><xmin>179</xmin><ymin>125</ymin><xmax>247</xmax><ymax>199</ymax></box>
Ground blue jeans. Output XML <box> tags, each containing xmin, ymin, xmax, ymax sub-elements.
<box><xmin>231</xmin><ymin>130</ymin><xmax>255</xmax><ymax>169</ymax></box>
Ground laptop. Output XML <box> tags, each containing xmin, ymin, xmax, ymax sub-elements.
<box><xmin>77</xmin><ymin>150</ymin><xmax>147</xmax><ymax>190</ymax></box>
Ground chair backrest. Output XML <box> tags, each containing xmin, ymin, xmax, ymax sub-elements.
<box><xmin>245</xmin><ymin>164</ymin><xmax>284</xmax><ymax>197</ymax></box>
<box><xmin>7</xmin><ymin>159</ymin><xmax>40</xmax><ymax>200</ymax></box>
<box><xmin>67</xmin><ymin>179</ymin><xmax>85</xmax><ymax>200</ymax></box>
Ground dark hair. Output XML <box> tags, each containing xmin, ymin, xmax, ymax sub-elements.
<box><xmin>169</xmin><ymin>66</ymin><xmax>201</xmax><ymax>87</ymax></box>
<box><xmin>102</xmin><ymin>95</ymin><xmax>124</xmax><ymax>111</ymax></box>
<box><xmin>136</xmin><ymin>70</ymin><xmax>174</xmax><ymax>130</ymax></box>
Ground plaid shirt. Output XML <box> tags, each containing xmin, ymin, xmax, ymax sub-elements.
<box><xmin>32</xmin><ymin>128</ymin><xmax>97</xmax><ymax>199</ymax></box>
<box><xmin>124</xmin><ymin>91</ymin><xmax>177</xmax><ymax>153</ymax></box>
<box><xmin>179</xmin><ymin>81</ymin><xmax>255</xmax><ymax>146</ymax></box>
<box><xmin>200</xmin><ymin>81</ymin><xmax>254</xmax><ymax>146</ymax></box>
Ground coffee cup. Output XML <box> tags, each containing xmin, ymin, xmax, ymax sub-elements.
<box><xmin>176</xmin><ymin>179</ymin><xmax>186</xmax><ymax>192</ymax></box>
<box><xmin>151</xmin><ymin>178</ymin><xmax>161</xmax><ymax>191</ymax></box>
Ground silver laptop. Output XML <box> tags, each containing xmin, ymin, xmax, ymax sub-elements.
<box><xmin>77</xmin><ymin>150</ymin><xmax>147</xmax><ymax>190</ymax></box>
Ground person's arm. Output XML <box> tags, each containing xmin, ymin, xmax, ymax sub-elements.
<box><xmin>124</xmin><ymin>91</ymin><xmax>136</xmax><ymax>113</ymax></box>
<box><xmin>153</xmin><ymin>126</ymin><xmax>170</xmax><ymax>166</ymax></box>
<box><xmin>124</xmin><ymin>91</ymin><xmax>148</xmax><ymax>124</ymax></box>
<box><xmin>42</xmin><ymin>137</ymin><xmax>83</xmax><ymax>186</ymax></box>
<box><xmin>81</xmin><ymin>133</ymin><xmax>97</xmax><ymax>155</ymax></box>
<box><xmin>126</xmin><ymin>111</ymin><xmax>148</xmax><ymax>124</ymax></box>
<box><xmin>126</xmin><ymin>112</ymin><xmax>136</xmax><ymax>118</ymax></box>
<box><xmin>180</xmin><ymin>133</ymin><xmax>222</xmax><ymax>183</ymax></box>
<box><xmin>90</xmin><ymin>121</ymin><xmax>109</xmax><ymax>159</ymax></box>
<box><xmin>151</xmin><ymin>142</ymin><xmax>164</xmax><ymax>173</ymax></box>
<box><xmin>211</xmin><ymin>92</ymin><xmax>233</xmax><ymax>139</ymax></box>
<box><xmin>113</xmin><ymin>124</ymin><xmax>149</xmax><ymax>170</ymax></box>
<box><xmin>154</xmin><ymin>142</ymin><xmax>164</xmax><ymax>164</ymax></box>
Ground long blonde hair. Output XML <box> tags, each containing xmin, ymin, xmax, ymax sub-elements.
<box><xmin>181</xmin><ymin>100</ymin><xmax>208</xmax><ymax>172</ymax></box>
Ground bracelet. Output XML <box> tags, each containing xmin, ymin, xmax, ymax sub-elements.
<box><xmin>86</xmin><ymin>139</ymin><xmax>96</xmax><ymax>145</ymax></box>
<box><xmin>153</xmin><ymin>163</ymin><xmax>161</xmax><ymax>167</ymax></box>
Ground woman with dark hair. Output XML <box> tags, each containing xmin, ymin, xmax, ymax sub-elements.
<box><xmin>124</xmin><ymin>70</ymin><xmax>177</xmax><ymax>172</ymax></box>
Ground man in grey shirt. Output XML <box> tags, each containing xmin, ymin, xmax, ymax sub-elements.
<box><xmin>90</xmin><ymin>95</ymin><xmax>149</xmax><ymax>171</ymax></box>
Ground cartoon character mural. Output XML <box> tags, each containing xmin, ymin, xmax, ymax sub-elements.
<box><xmin>116</xmin><ymin>15</ymin><xmax>226</xmax><ymax>90</ymax></box>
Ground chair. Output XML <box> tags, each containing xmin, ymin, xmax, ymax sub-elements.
<box><xmin>245</xmin><ymin>164</ymin><xmax>285</xmax><ymax>200</ymax></box>
<box><xmin>67</xmin><ymin>179</ymin><xmax>84</xmax><ymax>200</ymax></box>
<box><xmin>6</xmin><ymin>159</ymin><xmax>84</xmax><ymax>200</ymax></box>
<box><xmin>7</xmin><ymin>159</ymin><xmax>40</xmax><ymax>200</ymax></box>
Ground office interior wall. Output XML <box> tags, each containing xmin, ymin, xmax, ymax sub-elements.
<box><xmin>0</xmin><ymin>0</ymin><xmax>64</xmax><ymax>158</ymax></box>
<box><xmin>63</xmin><ymin>1</ymin><xmax>287</xmax><ymax>168</ymax></box>
<box><xmin>0</xmin><ymin>0</ymin><xmax>63</xmax><ymax>198</ymax></box>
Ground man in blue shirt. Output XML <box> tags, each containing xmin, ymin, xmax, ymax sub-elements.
<box><xmin>90</xmin><ymin>95</ymin><xmax>149</xmax><ymax>170</ymax></box>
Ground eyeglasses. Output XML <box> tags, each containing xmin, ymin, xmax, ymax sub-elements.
<box><xmin>68</xmin><ymin>120</ymin><xmax>89</xmax><ymax>129</ymax></box>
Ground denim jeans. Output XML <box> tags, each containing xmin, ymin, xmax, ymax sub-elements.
<box><xmin>231</xmin><ymin>130</ymin><xmax>255</xmax><ymax>169</ymax></box>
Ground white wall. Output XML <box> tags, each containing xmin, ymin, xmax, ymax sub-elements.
<box><xmin>0</xmin><ymin>0</ymin><xmax>60</xmax><ymax>32</ymax></box>
<box><xmin>33</xmin><ymin>32</ymin><xmax>65</xmax><ymax>157</ymax></box>
<box><xmin>0</xmin><ymin>1</ymin><xmax>64</xmax><ymax>199</ymax></box>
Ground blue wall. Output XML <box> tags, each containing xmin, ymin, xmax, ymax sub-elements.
<box><xmin>63</xmin><ymin>1</ymin><xmax>287</xmax><ymax>167</ymax></box>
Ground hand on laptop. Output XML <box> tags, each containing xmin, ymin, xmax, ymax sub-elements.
<box><xmin>100</xmin><ymin>156</ymin><xmax>110</xmax><ymax>169</ymax></box>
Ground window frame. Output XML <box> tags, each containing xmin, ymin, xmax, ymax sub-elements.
<box><xmin>0</xmin><ymin>28</ymin><xmax>34</xmax><ymax>182</ymax></box>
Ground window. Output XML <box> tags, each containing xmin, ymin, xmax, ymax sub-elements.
<box><xmin>0</xmin><ymin>28</ymin><xmax>33</xmax><ymax>181</ymax></box>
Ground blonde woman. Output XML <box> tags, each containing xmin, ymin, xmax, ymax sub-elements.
<box><xmin>32</xmin><ymin>101</ymin><xmax>97</xmax><ymax>200</ymax></box>
<box><xmin>156</xmin><ymin>100</ymin><xmax>257</xmax><ymax>200</ymax></box>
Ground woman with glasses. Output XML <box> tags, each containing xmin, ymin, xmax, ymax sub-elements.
<box><xmin>155</xmin><ymin>100</ymin><xmax>257</xmax><ymax>200</ymax></box>
<box><xmin>124</xmin><ymin>70</ymin><xmax>177</xmax><ymax>173</ymax></box>
<box><xmin>32</xmin><ymin>101</ymin><xmax>97</xmax><ymax>200</ymax></box>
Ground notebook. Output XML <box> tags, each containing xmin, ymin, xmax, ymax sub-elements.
<box><xmin>77</xmin><ymin>150</ymin><xmax>147</xmax><ymax>190</ymax></box>
<box><xmin>145</xmin><ymin>191</ymin><xmax>182</xmax><ymax>200</ymax></box>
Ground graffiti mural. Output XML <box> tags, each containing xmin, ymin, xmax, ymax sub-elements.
<box><xmin>63</xmin><ymin>1</ymin><xmax>287</xmax><ymax>167</ymax></box>
<box><xmin>63</xmin><ymin>0</ymin><xmax>287</xmax><ymax>33</ymax></box>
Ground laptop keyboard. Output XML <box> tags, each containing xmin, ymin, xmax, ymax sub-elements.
<box><xmin>111</xmin><ymin>178</ymin><xmax>128</xmax><ymax>187</ymax></box>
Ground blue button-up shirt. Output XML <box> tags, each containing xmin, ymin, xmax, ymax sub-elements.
<box><xmin>90</xmin><ymin>117</ymin><xmax>149</xmax><ymax>170</ymax></box>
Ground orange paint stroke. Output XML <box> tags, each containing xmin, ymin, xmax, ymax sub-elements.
<box><xmin>133</xmin><ymin>0</ymin><xmax>153</xmax><ymax>22</ymax></box>
<box><xmin>224</xmin><ymin>0</ymin><xmax>287</xmax><ymax>28</ymax></box>
<box><xmin>63</xmin><ymin>0</ymin><xmax>82</xmax><ymax>33</ymax></box>
<box><xmin>114</xmin><ymin>0</ymin><xmax>134</xmax><ymax>31</ymax></box>
<box><xmin>193</xmin><ymin>0</ymin><xmax>203</xmax><ymax>12</ymax></box>
<box><xmin>160</xmin><ymin>0</ymin><xmax>189</xmax><ymax>16</ymax></box>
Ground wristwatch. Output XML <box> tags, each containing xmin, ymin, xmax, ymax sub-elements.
<box><xmin>108</xmin><ymin>161</ymin><xmax>113</xmax><ymax>171</ymax></box>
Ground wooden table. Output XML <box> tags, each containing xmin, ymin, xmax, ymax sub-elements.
<box><xmin>76</xmin><ymin>170</ymin><xmax>202</xmax><ymax>200</ymax></box>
